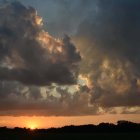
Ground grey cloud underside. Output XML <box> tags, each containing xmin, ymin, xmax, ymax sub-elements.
<box><xmin>0</xmin><ymin>0</ymin><xmax>140</xmax><ymax>116</ymax></box>
<box><xmin>0</xmin><ymin>81</ymin><xmax>98</xmax><ymax>116</ymax></box>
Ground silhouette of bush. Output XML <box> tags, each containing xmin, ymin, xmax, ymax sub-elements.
<box><xmin>0</xmin><ymin>120</ymin><xmax>140</xmax><ymax>140</ymax></box>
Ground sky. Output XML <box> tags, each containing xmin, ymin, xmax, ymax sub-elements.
<box><xmin>0</xmin><ymin>0</ymin><xmax>140</xmax><ymax>128</ymax></box>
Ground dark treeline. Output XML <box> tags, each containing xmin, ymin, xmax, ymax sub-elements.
<box><xmin>0</xmin><ymin>120</ymin><xmax>140</xmax><ymax>140</ymax></box>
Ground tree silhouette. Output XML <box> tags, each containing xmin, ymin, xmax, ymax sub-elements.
<box><xmin>0</xmin><ymin>120</ymin><xmax>140</xmax><ymax>140</ymax></box>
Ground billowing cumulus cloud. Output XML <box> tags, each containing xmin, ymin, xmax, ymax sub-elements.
<box><xmin>0</xmin><ymin>0</ymin><xmax>140</xmax><ymax>116</ymax></box>
<box><xmin>74</xmin><ymin>0</ymin><xmax>140</xmax><ymax>109</ymax></box>
<box><xmin>0</xmin><ymin>1</ymin><xmax>81</xmax><ymax>86</ymax></box>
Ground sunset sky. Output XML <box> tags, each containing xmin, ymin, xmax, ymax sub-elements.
<box><xmin>0</xmin><ymin>0</ymin><xmax>140</xmax><ymax>129</ymax></box>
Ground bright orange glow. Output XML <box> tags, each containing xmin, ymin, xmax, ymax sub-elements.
<box><xmin>0</xmin><ymin>115</ymin><xmax>140</xmax><ymax>129</ymax></box>
<box><xmin>34</xmin><ymin>14</ymin><xmax>43</xmax><ymax>26</ymax></box>
<box><xmin>78</xmin><ymin>74</ymin><xmax>92</xmax><ymax>88</ymax></box>
<box><xmin>37</xmin><ymin>31</ymin><xmax>63</xmax><ymax>53</ymax></box>
<box><xmin>27</xmin><ymin>122</ymin><xmax>38</xmax><ymax>130</ymax></box>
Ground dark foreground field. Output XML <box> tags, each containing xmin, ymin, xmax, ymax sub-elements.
<box><xmin>0</xmin><ymin>121</ymin><xmax>140</xmax><ymax>140</ymax></box>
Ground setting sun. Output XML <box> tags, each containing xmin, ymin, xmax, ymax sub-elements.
<box><xmin>27</xmin><ymin>122</ymin><xmax>38</xmax><ymax>130</ymax></box>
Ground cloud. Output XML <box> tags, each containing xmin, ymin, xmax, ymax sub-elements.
<box><xmin>0</xmin><ymin>1</ymin><xmax>81</xmax><ymax>86</ymax></box>
<box><xmin>0</xmin><ymin>80</ymin><xmax>100</xmax><ymax>116</ymax></box>
<box><xmin>73</xmin><ymin>0</ymin><xmax>140</xmax><ymax>109</ymax></box>
<box><xmin>0</xmin><ymin>0</ymin><xmax>140</xmax><ymax>116</ymax></box>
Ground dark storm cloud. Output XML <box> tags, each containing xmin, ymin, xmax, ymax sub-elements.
<box><xmin>0</xmin><ymin>2</ymin><xmax>81</xmax><ymax>85</ymax></box>
<box><xmin>0</xmin><ymin>0</ymin><xmax>140</xmax><ymax>116</ymax></box>
<box><xmin>74</xmin><ymin>0</ymin><xmax>140</xmax><ymax>109</ymax></box>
